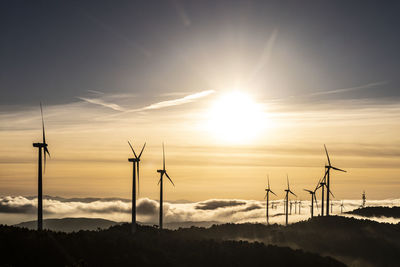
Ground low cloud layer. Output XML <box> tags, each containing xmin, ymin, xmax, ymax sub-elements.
<box><xmin>1</xmin><ymin>196</ymin><xmax>400</xmax><ymax>226</ymax></box>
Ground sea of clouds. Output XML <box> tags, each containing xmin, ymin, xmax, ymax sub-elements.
<box><xmin>1</xmin><ymin>196</ymin><xmax>400</xmax><ymax>226</ymax></box>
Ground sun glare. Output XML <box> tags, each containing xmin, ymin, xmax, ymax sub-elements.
<box><xmin>205</xmin><ymin>91</ymin><xmax>266</xmax><ymax>144</ymax></box>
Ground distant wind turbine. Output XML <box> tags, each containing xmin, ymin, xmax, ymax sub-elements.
<box><xmin>32</xmin><ymin>103</ymin><xmax>50</xmax><ymax>231</ymax></box>
<box><xmin>316</xmin><ymin>168</ymin><xmax>334</xmax><ymax>216</ymax></box>
<box><xmin>264</xmin><ymin>175</ymin><xmax>277</xmax><ymax>225</ymax></box>
<box><xmin>304</xmin><ymin>179</ymin><xmax>320</xmax><ymax>218</ymax></box>
<box><xmin>157</xmin><ymin>143</ymin><xmax>174</xmax><ymax>230</ymax></box>
<box><xmin>127</xmin><ymin>140</ymin><xmax>146</xmax><ymax>233</ymax></box>
<box><xmin>340</xmin><ymin>201</ymin><xmax>345</xmax><ymax>214</ymax></box>
<box><xmin>324</xmin><ymin>145</ymin><xmax>346</xmax><ymax>216</ymax></box>
<box><xmin>284</xmin><ymin>175</ymin><xmax>297</xmax><ymax>226</ymax></box>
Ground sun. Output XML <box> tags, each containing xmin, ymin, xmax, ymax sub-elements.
<box><xmin>205</xmin><ymin>91</ymin><xmax>266</xmax><ymax>144</ymax></box>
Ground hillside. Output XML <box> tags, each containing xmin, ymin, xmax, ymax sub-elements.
<box><xmin>8</xmin><ymin>215</ymin><xmax>400</xmax><ymax>266</ymax></box>
<box><xmin>347</xmin><ymin>206</ymin><xmax>400</xmax><ymax>218</ymax></box>
<box><xmin>0</xmin><ymin>224</ymin><xmax>343</xmax><ymax>267</ymax></box>
<box><xmin>173</xmin><ymin>216</ymin><xmax>400</xmax><ymax>266</ymax></box>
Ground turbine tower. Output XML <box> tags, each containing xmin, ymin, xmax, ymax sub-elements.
<box><xmin>340</xmin><ymin>201</ymin><xmax>345</xmax><ymax>213</ymax></box>
<box><xmin>264</xmin><ymin>175</ymin><xmax>277</xmax><ymax>225</ymax></box>
<box><xmin>127</xmin><ymin>140</ymin><xmax>146</xmax><ymax>233</ymax></box>
<box><xmin>32</xmin><ymin>103</ymin><xmax>50</xmax><ymax>231</ymax></box>
<box><xmin>157</xmin><ymin>143</ymin><xmax>174</xmax><ymax>230</ymax></box>
<box><xmin>324</xmin><ymin>145</ymin><xmax>346</xmax><ymax>216</ymax></box>
<box><xmin>284</xmin><ymin>175</ymin><xmax>297</xmax><ymax>226</ymax></box>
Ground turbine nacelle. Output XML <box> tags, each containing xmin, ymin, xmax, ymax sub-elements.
<box><xmin>33</xmin><ymin>143</ymin><xmax>48</xmax><ymax>148</ymax></box>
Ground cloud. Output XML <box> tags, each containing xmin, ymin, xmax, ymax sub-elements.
<box><xmin>172</xmin><ymin>0</ymin><xmax>191</xmax><ymax>27</ymax></box>
<box><xmin>196</xmin><ymin>199</ymin><xmax>246</xmax><ymax>210</ymax></box>
<box><xmin>77</xmin><ymin>97</ymin><xmax>126</xmax><ymax>111</ymax></box>
<box><xmin>309</xmin><ymin>81</ymin><xmax>388</xmax><ymax>97</ymax></box>
<box><xmin>137</xmin><ymin>198</ymin><xmax>158</xmax><ymax>215</ymax></box>
<box><xmin>2</xmin><ymin>196</ymin><xmax>400</xmax><ymax>227</ymax></box>
<box><xmin>133</xmin><ymin>90</ymin><xmax>215</xmax><ymax>112</ymax></box>
<box><xmin>78</xmin><ymin>90</ymin><xmax>215</xmax><ymax>114</ymax></box>
<box><xmin>0</xmin><ymin>196</ymin><xmax>36</xmax><ymax>214</ymax></box>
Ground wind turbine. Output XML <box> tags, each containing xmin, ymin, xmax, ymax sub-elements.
<box><xmin>304</xmin><ymin>179</ymin><xmax>319</xmax><ymax>218</ymax></box>
<box><xmin>127</xmin><ymin>140</ymin><xmax>146</xmax><ymax>233</ymax></box>
<box><xmin>32</xmin><ymin>103</ymin><xmax>50</xmax><ymax>231</ymax></box>
<box><xmin>157</xmin><ymin>143</ymin><xmax>174</xmax><ymax>230</ymax></box>
<box><xmin>264</xmin><ymin>175</ymin><xmax>277</xmax><ymax>225</ymax></box>
<box><xmin>284</xmin><ymin>175</ymin><xmax>297</xmax><ymax>225</ymax></box>
<box><xmin>298</xmin><ymin>200</ymin><xmax>302</xmax><ymax>214</ymax></box>
<box><xmin>324</xmin><ymin>145</ymin><xmax>346</xmax><ymax>216</ymax></box>
<box><xmin>340</xmin><ymin>201</ymin><xmax>345</xmax><ymax>214</ymax></box>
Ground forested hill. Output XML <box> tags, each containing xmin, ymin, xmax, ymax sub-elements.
<box><xmin>347</xmin><ymin>206</ymin><xmax>400</xmax><ymax>218</ymax></box>
<box><xmin>0</xmin><ymin>223</ymin><xmax>343</xmax><ymax>267</ymax></box>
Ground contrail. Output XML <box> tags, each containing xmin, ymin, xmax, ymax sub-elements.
<box><xmin>135</xmin><ymin>90</ymin><xmax>215</xmax><ymax>112</ymax></box>
<box><xmin>77</xmin><ymin>97</ymin><xmax>126</xmax><ymax>112</ymax></box>
<box><xmin>309</xmin><ymin>81</ymin><xmax>388</xmax><ymax>96</ymax></box>
<box><xmin>82</xmin><ymin>89</ymin><xmax>215</xmax><ymax>117</ymax></box>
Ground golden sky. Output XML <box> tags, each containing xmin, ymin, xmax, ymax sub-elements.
<box><xmin>1</xmin><ymin>90</ymin><xmax>399</xmax><ymax>201</ymax></box>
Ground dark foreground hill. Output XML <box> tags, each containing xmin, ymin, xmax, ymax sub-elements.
<box><xmin>173</xmin><ymin>216</ymin><xmax>400</xmax><ymax>267</ymax></box>
<box><xmin>14</xmin><ymin>218</ymin><xmax>219</xmax><ymax>232</ymax></box>
<box><xmin>0</xmin><ymin>224</ymin><xmax>343</xmax><ymax>267</ymax></box>
<box><xmin>347</xmin><ymin>206</ymin><xmax>400</xmax><ymax>218</ymax></box>
<box><xmin>14</xmin><ymin>217</ymin><xmax>119</xmax><ymax>232</ymax></box>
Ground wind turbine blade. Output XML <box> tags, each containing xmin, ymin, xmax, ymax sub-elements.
<box><xmin>127</xmin><ymin>141</ymin><xmax>137</xmax><ymax>158</ymax></box>
<box><xmin>157</xmin><ymin>176</ymin><xmax>161</xmax><ymax>185</ymax></box>
<box><xmin>271</xmin><ymin>190</ymin><xmax>277</xmax><ymax>196</ymax></box>
<box><xmin>44</xmin><ymin>147</ymin><xmax>50</xmax><ymax>157</ymax></box>
<box><xmin>43</xmin><ymin>148</ymin><xmax>47</xmax><ymax>173</ymax></box>
<box><xmin>286</xmin><ymin>175</ymin><xmax>289</xmax><ymax>189</ymax></box>
<box><xmin>314</xmin><ymin>194</ymin><xmax>319</xmax><ymax>211</ymax></box>
<box><xmin>137</xmin><ymin>162</ymin><xmax>140</xmax><ymax>196</ymax></box>
<box><xmin>264</xmin><ymin>193</ymin><xmax>267</xmax><ymax>199</ymax></box>
<box><xmin>324</xmin><ymin>144</ymin><xmax>331</xmax><ymax>166</ymax></box>
<box><xmin>304</xmin><ymin>189</ymin><xmax>312</xmax><ymax>193</ymax></box>
<box><xmin>40</xmin><ymin>103</ymin><xmax>46</xmax><ymax>144</ymax></box>
<box><xmin>138</xmin><ymin>142</ymin><xmax>146</xmax><ymax>158</ymax></box>
<box><xmin>329</xmin><ymin>189</ymin><xmax>335</xmax><ymax>198</ymax></box>
<box><xmin>289</xmin><ymin>191</ymin><xmax>297</xmax><ymax>197</ymax></box>
<box><xmin>163</xmin><ymin>142</ymin><xmax>165</xmax><ymax>171</ymax></box>
<box><xmin>165</xmin><ymin>172</ymin><xmax>175</xmax><ymax>187</ymax></box>
<box><xmin>267</xmin><ymin>175</ymin><xmax>270</xmax><ymax>190</ymax></box>
<box><xmin>332</xmin><ymin>166</ymin><xmax>346</xmax><ymax>172</ymax></box>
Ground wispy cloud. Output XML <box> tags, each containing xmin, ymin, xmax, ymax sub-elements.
<box><xmin>309</xmin><ymin>81</ymin><xmax>388</xmax><ymax>97</ymax></box>
<box><xmin>77</xmin><ymin>97</ymin><xmax>126</xmax><ymax>111</ymax></box>
<box><xmin>134</xmin><ymin>90</ymin><xmax>215</xmax><ymax>112</ymax></box>
<box><xmin>78</xmin><ymin>90</ymin><xmax>215</xmax><ymax>114</ymax></box>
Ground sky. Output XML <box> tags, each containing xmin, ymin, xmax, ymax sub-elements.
<box><xmin>1</xmin><ymin>0</ymin><xmax>400</xmax><ymax>211</ymax></box>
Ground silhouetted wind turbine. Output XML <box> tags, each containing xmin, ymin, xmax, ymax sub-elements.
<box><xmin>127</xmin><ymin>140</ymin><xmax>146</xmax><ymax>233</ymax></box>
<box><xmin>264</xmin><ymin>175</ymin><xmax>277</xmax><ymax>225</ymax></box>
<box><xmin>284</xmin><ymin>175</ymin><xmax>297</xmax><ymax>225</ymax></box>
<box><xmin>298</xmin><ymin>200</ymin><xmax>302</xmax><ymax>214</ymax></box>
<box><xmin>304</xmin><ymin>179</ymin><xmax>319</xmax><ymax>218</ymax></box>
<box><xmin>32</xmin><ymin>103</ymin><xmax>50</xmax><ymax>231</ymax></box>
<box><xmin>324</xmin><ymin>145</ymin><xmax>346</xmax><ymax>216</ymax></box>
<box><xmin>157</xmin><ymin>143</ymin><xmax>174</xmax><ymax>230</ymax></box>
<box><xmin>340</xmin><ymin>201</ymin><xmax>345</xmax><ymax>214</ymax></box>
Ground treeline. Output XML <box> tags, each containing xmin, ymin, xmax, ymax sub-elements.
<box><xmin>0</xmin><ymin>223</ymin><xmax>343</xmax><ymax>267</ymax></box>
<box><xmin>348</xmin><ymin>206</ymin><xmax>400</xmax><ymax>218</ymax></box>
